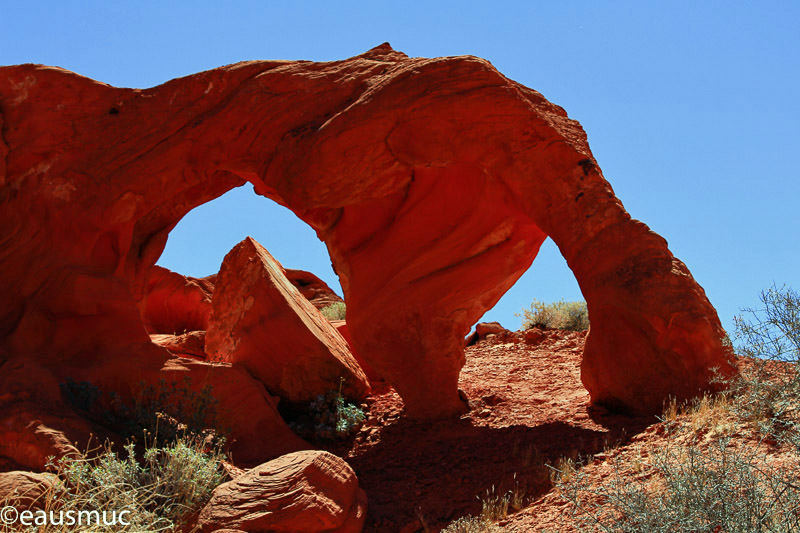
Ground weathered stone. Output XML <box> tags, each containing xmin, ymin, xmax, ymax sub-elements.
<box><xmin>198</xmin><ymin>450</ymin><xmax>366</xmax><ymax>532</ymax></box>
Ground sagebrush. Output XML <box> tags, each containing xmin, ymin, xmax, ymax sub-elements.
<box><xmin>518</xmin><ymin>299</ymin><xmax>589</xmax><ymax>331</ymax></box>
<box><xmin>320</xmin><ymin>301</ymin><xmax>346</xmax><ymax>320</ymax></box>
<box><xmin>1</xmin><ymin>433</ymin><xmax>227</xmax><ymax>532</ymax></box>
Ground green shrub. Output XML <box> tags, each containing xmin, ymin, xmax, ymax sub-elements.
<box><xmin>34</xmin><ymin>433</ymin><xmax>227</xmax><ymax>532</ymax></box>
<box><xmin>320</xmin><ymin>301</ymin><xmax>347</xmax><ymax>320</ymax></box>
<box><xmin>288</xmin><ymin>378</ymin><xmax>366</xmax><ymax>441</ymax></box>
<box><xmin>518</xmin><ymin>299</ymin><xmax>589</xmax><ymax>331</ymax></box>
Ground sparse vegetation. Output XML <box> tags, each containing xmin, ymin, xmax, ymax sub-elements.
<box><xmin>288</xmin><ymin>378</ymin><xmax>366</xmax><ymax>441</ymax></box>
<box><xmin>518</xmin><ymin>299</ymin><xmax>589</xmax><ymax>331</ymax></box>
<box><xmin>320</xmin><ymin>301</ymin><xmax>347</xmax><ymax>320</ymax></box>
<box><xmin>60</xmin><ymin>377</ymin><xmax>223</xmax><ymax>447</ymax></box>
<box><xmin>443</xmin><ymin>474</ymin><xmax>529</xmax><ymax>532</ymax></box>
<box><xmin>550</xmin><ymin>285</ymin><xmax>800</xmax><ymax>532</ymax></box>
<box><xmin>0</xmin><ymin>431</ymin><xmax>227</xmax><ymax>533</ymax></box>
<box><xmin>442</xmin><ymin>515</ymin><xmax>500</xmax><ymax>532</ymax></box>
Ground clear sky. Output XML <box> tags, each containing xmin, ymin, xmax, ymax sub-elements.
<box><xmin>3</xmin><ymin>1</ymin><xmax>798</xmax><ymax>335</ymax></box>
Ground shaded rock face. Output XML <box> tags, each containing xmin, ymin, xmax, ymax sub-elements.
<box><xmin>205</xmin><ymin>237</ymin><xmax>369</xmax><ymax>402</ymax></box>
<box><xmin>140</xmin><ymin>266</ymin><xmax>215</xmax><ymax>334</ymax></box>
<box><xmin>198</xmin><ymin>450</ymin><xmax>366</xmax><ymax>533</ymax></box>
<box><xmin>0</xmin><ymin>43</ymin><xmax>735</xmax><ymax>418</ymax></box>
<box><xmin>285</xmin><ymin>268</ymin><xmax>344</xmax><ymax>311</ymax></box>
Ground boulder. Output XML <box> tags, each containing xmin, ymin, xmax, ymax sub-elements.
<box><xmin>198</xmin><ymin>450</ymin><xmax>366</xmax><ymax>533</ymax></box>
<box><xmin>0</xmin><ymin>471</ymin><xmax>58</xmax><ymax>510</ymax></box>
<box><xmin>205</xmin><ymin>237</ymin><xmax>369</xmax><ymax>402</ymax></box>
<box><xmin>150</xmin><ymin>331</ymin><xmax>207</xmax><ymax>359</ymax></box>
<box><xmin>140</xmin><ymin>266</ymin><xmax>215</xmax><ymax>334</ymax></box>
<box><xmin>0</xmin><ymin>44</ymin><xmax>735</xmax><ymax>418</ymax></box>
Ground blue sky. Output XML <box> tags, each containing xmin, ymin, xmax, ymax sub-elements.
<box><xmin>3</xmin><ymin>2</ymin><xmax>798</xmax><ymax>334</ymax></box>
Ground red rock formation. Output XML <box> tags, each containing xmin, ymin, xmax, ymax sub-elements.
<box><xmin>285</xmin><ymin>269</ymin><xmax>344</xmax><ymax>311</ymax></box>
<box><xmin>205</xmin><ymin>237</ymin><xmax>369</xmax><ymax>402</ymax></box>
<box><xmin>0</xmin><ymin>44</ymin><xmax>735</xmax><ymax>420</ymax></box>
<box><xmin>330</xmin><ymin>320</ymin><xmax>382</xmax><ymax>383</ymax></box>
<box><xmin>140</xmin><ymin>266</ymin><xmax>215</xmax><ymax>334</ymax></box>
<box><xmin>198</xmin><ymin>450</ymin><xmax>367</xmax><ymax>533</ymax></box>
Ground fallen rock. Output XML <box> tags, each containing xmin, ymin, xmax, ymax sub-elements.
<box><xmin>205</xmin><ymin>237</ymin><xmax>369</xmax><ymax>402</ymax></box>
<box><xmin>0</xmin><ymin>471</ymin><xmax>58</xmax><ymax>510</ymax></box>
<box><xmin>198</xmin><ymin>450</ymin><xmax>367</xmax><ymax>533</ymax></box>
<box><xmin>0</xmin><ymin>44</ymin><xmax>735</xmax><ymax>418</ymax></box>
<box><xmin>140</xmin><ymin>266</ymin><xmax>215</xmax><ymax>334</ymax></box>
<box><xmin>150</xmin><ymin>330</ymin><xmax>207</xmax><ymax>359</ymax></box>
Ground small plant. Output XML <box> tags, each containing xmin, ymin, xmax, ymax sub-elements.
<box><xmin>320</xmin><ymin>301</ymin><xmax>347</xmax><ymax>320</ymax></box>
<box><xmin>479</xmin><ymin>485</ymin><xmax>510</xmax><ymax>522</ymax></box>
<box><xmin>442</xmin><ymin>515</ymin><xmax>500</xmax><ymax>532</ymax></box>
<box><xmin>289</xmin><ymin>378</ymin><xmax>366</xmax><ymax>441</ymax></box>
<box><xmin>517</xmin><ymin>299</ymin><xmax>589</xmax><ymax>331</ymax></box>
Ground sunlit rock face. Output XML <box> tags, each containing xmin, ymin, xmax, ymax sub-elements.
<box><xmin>0</xmin><ymin>43</ymin><xmax>734</xmax><ymax>421</ymax></box>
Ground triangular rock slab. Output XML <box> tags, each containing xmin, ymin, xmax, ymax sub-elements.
<box><xmin>205</xmin><ymin>237</ymin><xmax>369</xmax><ymax>402</ymax></box>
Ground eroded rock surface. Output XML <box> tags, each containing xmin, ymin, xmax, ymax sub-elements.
<box><xmin>198</xmin><ymin>450</ymin><xmax>367</xmax><ymax>533</ymax></box>
<box><xmin>0</xmin><ymin>44</ymin><xmax>735</xmax><ymax>419</ymax></box>
<box><xmin>205</xmin><ymin>237</ymin><xmax>369</xmax><ymax>402</ymax></box>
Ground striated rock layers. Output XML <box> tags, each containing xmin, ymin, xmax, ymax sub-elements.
<box><xmin>0</xmin><ymin>43</ymin><xmax>735</xmax><ymax>419</ymax></box>
<box><xmin>198</xmin><ymin>450</ymin><xmax>367</xmax><ymax>533</ymax></box>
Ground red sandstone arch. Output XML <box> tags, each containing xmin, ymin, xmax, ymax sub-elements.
<box><xmin>0</xmin><ymin>44</ymin><xmax>735</xmax><ymax>421</ymax></box>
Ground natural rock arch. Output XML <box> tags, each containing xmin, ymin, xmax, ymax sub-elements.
<box><xmin>0</xmin><ymin>44</ymin><xmax>734</xmax><ymax>420</ymax></box>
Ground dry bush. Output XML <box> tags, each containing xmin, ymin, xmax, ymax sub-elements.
<box><xmin>1</xmin><ymin>433</ymin><xmax>227</xmax><ymax>533</ymax></box>
<box><xmin>551</xmin><ymin>285</ymin><xmax>800</xmax><ymax>532</ymax></box>
<box><xmin>518</xmin><ymin>299</ymin><xmax>589</xmax><ymax>331</ymax></box>
<box><xmin>320</xmin><ymin>301</ymin><xmax>346</xmax><ymax>320</ymax></box>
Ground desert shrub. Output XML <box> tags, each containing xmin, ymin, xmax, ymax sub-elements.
<box><xmin>728</xmin><ymin>285</ymin><xmax>800</xmax><ymax>447</ymax></box>
<box><xmin>21</xmin><ymin>433</ymin><xmax>227</xmax><ymax>532</ymax></box>
<box><xmin>61</xmin><ymin>377</ymin><xmax>223</xmax><ymax>447</ymax></box>
<box><xmin>554</xmin><ymin>438</ymin><xmax>800</xmax><ymax>532</ymax></box>
<box><xmin>518</xmin><ymin>299</ymin><xmax>589</xmax><ymax>331</ymax></box>
<box><xmin>288</xmin><ymin>378</ymin><xmax>366</xmax><ymax>441</ymax></box>
<box><xmin>321</xmin><ymin>301</ymin><xmax>347</xmax><ymax>320</ymax></box>
<box><xmin>442</xmin><ymin>515</ymin><xmax>500</xmax><ymax>532</ymax></box>
<box><xmin>552</xmin><ymin>285</ymin><xmax>800</xmax><ymax>532</ymax></box>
